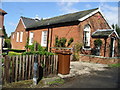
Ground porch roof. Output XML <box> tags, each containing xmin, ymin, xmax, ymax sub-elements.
<box><xmin>92</xmin><ymin>29</ymin><xmax>115</xmax><ymax>38</ymax></box>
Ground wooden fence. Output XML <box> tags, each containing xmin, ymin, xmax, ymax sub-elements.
<box><xmin>2</xmin><ymin>54</ymin><xmax>58</xmax><ymax>84</ymax></box>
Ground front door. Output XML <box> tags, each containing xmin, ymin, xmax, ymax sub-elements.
<box><xmin>110</xmin><ymin>37</ymin><xmax>115</xmax><ymax>57</ymax></box>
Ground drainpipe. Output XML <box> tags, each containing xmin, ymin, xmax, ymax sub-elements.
<box><xmin>104</xmin><ymin>38</ymin><xmax>107</xmax><ymax>57</ymax></box>
<box><xmin>46</xmin><ymin>24</ymin><xmax>50</xmax><ymax>52</ymax></box>
<box><xmin>49</xmin><ymin>28</ymin><xmax>53</xmax><ymax>52</ymax></box>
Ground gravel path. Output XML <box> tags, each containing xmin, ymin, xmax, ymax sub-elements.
<box><xmin>60</xmin><ymin>67</ymin><xmax>120</xmax><ymax>88</ymax></box>
<box><xmin>58</xmin><ymin>61</ymin><xmax>108</xmax><ymax>78</ymax></box>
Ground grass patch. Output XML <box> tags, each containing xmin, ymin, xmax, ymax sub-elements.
<box><xmin>109</xmin><ymin>63</ymin><xmax>120</xmax><ymax>67</ymax></box>
<box><xmin>47</xmin><ymin>79</ymin><xmax>64</xmax><ymax>85</ymax></box>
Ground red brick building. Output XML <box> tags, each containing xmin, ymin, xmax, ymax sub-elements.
<box><xmin>11</xmin><ymin>8</ymin><xmax>119</xmax><ymax>57</ymax></box>
<box><xmin>0</xmin><ymin>9</ymin><xmax>7</xmax><ymax>52</ymax></box>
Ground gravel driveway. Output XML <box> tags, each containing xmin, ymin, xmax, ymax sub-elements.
<box><xmin>57</xmin><ymin>61</ymin><xmax>120</xmax><ymax>88</ymax></box>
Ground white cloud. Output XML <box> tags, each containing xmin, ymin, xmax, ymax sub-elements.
<box><xmin>57</xmin><ymin>2</ymin><xmax>79</xmax><ymax>14</ymax></box>
<box><xmin>99</xmin><ymin>3</ymin><xmax>118</xmax><ymax>25</ymax></box>
<box><xmin>8</xmin><ymin>22</ymin><xmax>17</xmax><ymax>27</ymax></box>
<box><xmin>85</xmin><ymin>4</ymin><xmax>92</xmax><ymax>8</ymax></box>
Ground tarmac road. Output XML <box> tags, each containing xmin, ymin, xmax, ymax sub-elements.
<box><xmin>60</xmin><ymin>67</ymin><xmax>120</xmax><ymax>88</ymax></box>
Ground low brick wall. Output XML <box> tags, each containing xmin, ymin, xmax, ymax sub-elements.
<box><xmin>80</xmin><ymin>54</ymin><xmax>120</xmax><ymax>64</ymax></box>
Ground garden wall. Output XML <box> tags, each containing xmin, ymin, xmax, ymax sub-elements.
<box><xmin>80</xmin><ymin>54</ymin><xmax>120</xmax><ymax>64</ymax></box>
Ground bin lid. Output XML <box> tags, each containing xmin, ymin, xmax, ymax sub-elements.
<box><xmin>54</xmin><ymin>50</ymin><xmax>72</xmax><ymax>55</ymax></box>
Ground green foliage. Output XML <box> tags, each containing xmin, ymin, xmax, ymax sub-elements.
<box><xmin>67</xmin><ymin>38</ymin><xmax>74</xmax><ymax>47</ymax></box>
<box><xmin>111</xmin><ymin>24</ymin><xmax>120</xmax><ymax>55</ymax></box>
<box><xmin>2</xmin><ymin>26</ymin><xmax>8</xmax><ymax>39</ymax></box>
<box><xmin>59</xmin><ymin>37</ymin><xmax>67</xmax><ymax>47</ymax></box>
<box><xmin>25</xmin><ymin>38</ymin><xmax>29</xmax><ymax>50</ymax></box>
<box><xmin>109</xmin><ymin>63</ymin><xmax>120</xmax><ymax>67</ymax></box>
<box><xmin>8</xmin><ymin>52</ymin><xmax>21</xmax><ymax>56</ymax></box>
<box><xmin>4</xmin><ymin>39</ymin><xmax>11</xmax><ymax>48</ymax></box>
<box><xmin>72</xmin><ymin>42</ymin><xmax>83</xmax><ymax>61</ymax></box>
<box><xmin>94</xmin><ymin>39</ymin><xmax>102</xmax><ymax>47</ymax></box>
<box><xmin>73</xmin><ymin>42</ymin><xmax>83</xmax><ymax>53</ymax></box>
<box><xmin>55</xmin><ymin>36</ymin><xmax>74</xmax><ymax>47</ymax></box>
<box><xmin>55</xmin><ymin>36</ymin><xmax>59</xmax><ymax>47</ymax></box>
<box><xmin>22</xmin><ymin>51</ymin><xmax>54</xmax><ymax>56</ymax></box>
<box><xmin>112</xmin><ymin>24</ymin><xmax>120</xmax><ymax>37</ymax></box>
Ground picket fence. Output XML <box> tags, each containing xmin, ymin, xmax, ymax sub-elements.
<box><xmin>2</xmin><ymin>54</ymin><xmax>58</xmax><ymax>84</ymax></box>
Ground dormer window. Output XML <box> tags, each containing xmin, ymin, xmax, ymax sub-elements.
<box><xmin>84</xmin><ymin>24</ymin><xmax>91</xmax><ymax>48</ymax></box>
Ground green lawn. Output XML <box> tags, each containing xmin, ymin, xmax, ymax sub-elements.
<box><xmin>109</xmin><ymin>63</ymin><xmax>120</xmax><ymax>67</ymax></box>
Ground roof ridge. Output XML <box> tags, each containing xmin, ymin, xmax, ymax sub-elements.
<box><xmin>42</xmin><ymin>8</ymin><xmax>99</xmax><ymax>21</ymax></box>
<box><xmin>21</xmin><ymin>16</ymin><xmax>37</xmax><ymax>20</ymax></box>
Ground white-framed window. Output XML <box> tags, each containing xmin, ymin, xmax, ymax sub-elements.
<box><xmin>12</xmin><ymin>34</ymin><xmax>14</xmax><ymax>39</ymax></box>
<box><xmin>16</xmin><ymin>32</ymin><xmax>19</xmax><ymax>42</ymax></box>
<box><xmin>84</xmin><ymin>24</ymin><xmax>91</xmax><ymax>48</ymax></box>
<box><xmin>41</xmin><ymin>31</ymin><xmax>48</xmax><ymax>47</ymax></box>
<box><xmin>29</xmin><ymin>32</ymin><xmax>34</xmax><ymax>45</ymax></box>
<box><xmin>20</xmin><ymin>32</ymin><xmax>23</xmax><ymax>42</ymax></box>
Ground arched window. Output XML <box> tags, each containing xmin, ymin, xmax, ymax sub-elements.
<box><xmin>84</xmin><ymin>24</ymin><xmax>91</xmax><ymax>48</ymax></box>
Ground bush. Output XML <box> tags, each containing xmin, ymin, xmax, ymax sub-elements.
<box><xmin>67</xmin><ymin>38</ymin><xmax>74</xmax><ymax>47</ymax></box>
<box><xmin>4</xmin><ymin>39</ymin><xmax>11</xmax><ymax>48</ymax></box>
<box><xmin>54</xmin><ymin>36</ymin><xmax>74</xmax><ymax>47</ymax></box>
<box><xmin>94</xmin><ymin>39</ymin><xmax>102</xmax><ymax>47</ymax></box>
<box><xmin>22</xmin><ymin>51</ymin><xmax>54</xmax><ymax>56</ymax></box>
<box><xmin>8</xmin><ymin>52</ymin><xmax>22</xmax><ymax>56</ymax></box>
<box><xmin>72</xmin><ymin>42</ymin><xmax>83</xmax><ymax>61</ymax></box>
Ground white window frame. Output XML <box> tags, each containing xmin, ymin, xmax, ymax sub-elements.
<box><xmin>29</xmin><ymin>32</ymin><xmax>34</xmax><ymax>45</ymax></box>
<box><xmin>16</xmin><ymin>32</ymin><xmax>19</xmax><ymax>42</ymax></box>
<box><xmin>20</xmin><ymin>32</ymin><xmax>23</xmax><ymax>42</ymax></box>
<box><xmin>12</xmin><ymin>34</ymin><xmax>14</xmax><ymax>39</ymax></box>
<box><xmin>84</xmin><ymin>24</ymin><xmax>91</xmax><ymax>48</ymax></box>
<box><xmin>41</xmin><ymin>31</ymin><xmax>48</xmax><ymax>47</ymax></box>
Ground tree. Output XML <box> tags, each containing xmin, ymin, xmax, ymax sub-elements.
<box><xmin>112</xmin><ymin>24</ymin><xmax>120</xmax><ymax>56</ymax></box>
<box><xmin>112</xmin><ymin>24</ymin><xmax>120</xmax><ymax>36</ymax></box>
<box><xmin>2</xmin><ymin>26</ymin><xmax>8</xmax><ymax>39</ymax></box>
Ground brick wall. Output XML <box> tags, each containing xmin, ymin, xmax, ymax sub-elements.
<box><xmin>11</xmin><ymin>12</ymin><xmax>114</xmax><ymax>57</ymax></box>
<box><xmin>11</xmin><ymin>19</ymin><xmax>28</xmax><ymax>50</ymax></box>
<box><xmin>80</xmin><ymin>54</ymin><xmax>120</xmax><ymax>64</ymax></box>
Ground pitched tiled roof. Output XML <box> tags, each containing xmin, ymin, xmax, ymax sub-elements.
<box><xmin>0</xmin><ymin>9</ymin><xmax>7</xmax><ymax>15</ymax></box>
<box><xmin>92</xmin><ymin>29</ymin><xmax>114</xmax><ymax>38</ymax></box>
<box><xmin>21</xmin><ymin>8</ymin><xmax>99</xmax><ymax>29</ymax></box>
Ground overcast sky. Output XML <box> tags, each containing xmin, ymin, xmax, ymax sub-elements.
<box><xmin>1</xmin><ymin>1</ymin><xmax>119</xmax><ymax>36</ymax></box>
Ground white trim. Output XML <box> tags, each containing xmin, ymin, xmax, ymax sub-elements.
<box><xmin>112</xmin><ymin>37</ymin><xmax>115</xmax><ymax>57</ymax></box>
<box><xmin>41</xmin><ymin>31</ymin><xmax>48</xmax><ymax>47</ymax></box>
<box><xmin>78</xmin><ymin>9</ymin><xmax>99</xmax><ymax>21</ymax></box>
<box><xmin>20</xmin><ymin>32</ymin><xmax>23</xmax><ymax>42</ymax></box>
<box><xmin>82</xmin><ymin>46</ymin><xmax>91</xmax><ymax>50</ymax></box>
<box><xmin>29</xmin><ymin>32</ymin><xmax>34</xmax><ymax>45</ymax></box>
<box><xmin>78</xmin><ymin>8</ymin><xmax>112</xmax><ymax>29</ymax></box>
<box><xmin>109</xmin><ymin>30</ymin><xmax>120</xmax><ymax>39</ymax></box>
<box><xmin>20</xmin><ymin>18</ymin><xmax>27</xmax><ymax>29</ymax></box>
<box><xmin>16</xmin><ymin>32</ymin><xmax>19</xmax><ymax>42</ymax></box>
<box><xmin>98</xmin><ymin>8</ymin><xmax>113</xmax><ymax>29</ymax></box>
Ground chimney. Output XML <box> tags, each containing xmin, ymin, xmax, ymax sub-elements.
<box><xmin>35</xmin><ymin>15</ymin><xmax>40</xmax><ymax>21</ymax></box>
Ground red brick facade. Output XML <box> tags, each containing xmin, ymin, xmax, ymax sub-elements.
<box><xmin>11</xmin><ymin>11</ymin><xmax>119</xmax><ymax>57</ymax></box>
<box><xmin>80</xmin><ymin>54</ymin><xmax>120</xmax><ymax>64</ymax></box>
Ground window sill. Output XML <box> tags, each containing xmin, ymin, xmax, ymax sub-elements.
<box><xmin>83</xmin><ymin>47</ymin><xmax>91</xmax><ymax>50</ymax></box>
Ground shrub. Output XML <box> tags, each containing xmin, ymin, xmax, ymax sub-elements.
<box><xmin>59</xmin><ymin>37</ymin><xmax>67</xmax><ymax>47</ymax></box>
<box><xmin>8</xmin><ymin>52</ymin><xmax>21</xmax><ymax>56</ymax></box>
<box><xmin>22</xmin><ymin>51</ymin><xmax>54</xmax><ymax>56</ymax></box>
<box><xmin>67</xmin><ymin>38</ymin><xmax>74</xmax><ymax>47</ymax></box>
<box><xmin>4</xmin><ymin>39</ymin><xmax>11</xmax><ymax>48</ymax></box>
<box><xmin>54</xmin><ymin>36</ymin><xmax>74</xmax><ymax>47</ymax></box>
<box><xmin>72</xmin><ymin>42</ymin><xmax>83</xmax><ymax>61</ymax></box>
<box><xmin>94</xmin><ymin>39</ymin><xmax>102</xmax><ymax>47</ymax></box>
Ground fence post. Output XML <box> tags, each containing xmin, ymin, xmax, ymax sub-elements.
<box><xmin>33</xmin><ymin>55</ymin><xmax>38</xmax><ymax>85</ymax></box>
